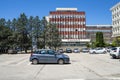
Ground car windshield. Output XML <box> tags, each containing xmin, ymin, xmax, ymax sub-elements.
<box><xmin>111</xmin><ymin>47</ymin><xmax>117</xmax><ymax>50</ymax></box>
<box><xmin>74</xmin><ymin>48</ymin><xmax>78</xmax><ymax>50</ymax></box>
<box><xmin>83</xmin><ymin>48</ymin><xmax>88</xmax><ymax>50</ymax></box>
<box><xmin>66</xmin><ymin>48</ymin><xmax>71</xmax><ymax>50</ymax></box>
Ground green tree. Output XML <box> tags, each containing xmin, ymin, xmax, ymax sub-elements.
<box><xmin>11</xmin><ymin>18</ymin><xmax>17</xmax><ymax>31</ymax></box>
<box><xmin>86</xmin><ymin>42</ymin><xmax>90</xmax><ymax>48</ymax></box>
<box><xmin>6</xmin><ymin>19</ymin><xmax>12</xmax><ymax>28</ymax></box>
<box><xmin>28</xmin><ymin>16</ymin><xmax>34</xmax><ymax>50</ymax></box>
<box><xmin>111</xmin><ymin>37</ymin><xmax>120</xmax><ymax>47</ymax></box>
<box><xmin>0</xmin><ymin>25</ymin><xmax>12</xmax><ymax>49</ymax></box>
<box><xmin>47</xmin><ymin>23</ymin><xmax>61</xmax><ymax>50</ymax></box>
<box><xmin>41</xmin><ymin>17</ymin><xmax>48</xmax><ymax>49</ymax></box>
<box><xmin>0</xmin><ymin>18</ymin><xmax>6</xmax><ymax>26</ymax></box>
<box><xmin>16</xmin><ymin>13</ymin><xmax>31</xmax><ymax>53</ymax></box>
<box><xmin>95</xmin><ymin>32</ymin><xmax>105</xmax><ymax>47</ymax></box>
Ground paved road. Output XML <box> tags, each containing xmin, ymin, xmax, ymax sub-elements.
<box><xmin>0</xmin><ymin>53</ymin><xmax>120</xmax><ymax>80</ymax></box>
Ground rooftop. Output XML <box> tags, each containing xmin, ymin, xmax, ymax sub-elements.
<box><xmin>56</xmin><ymin>8</ymin><xmax>77</xmax><ymax>11</ymax></box>
<box><xmin>110</xmin><ymin>2</ymin><xmax>120</xmax><ymax>10</ymax></box>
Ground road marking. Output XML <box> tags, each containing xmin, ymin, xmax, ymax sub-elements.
<box><xmin>16</xmin><ymin>59</ymin><xmax>28</xmax><ymax>65</ymax></box>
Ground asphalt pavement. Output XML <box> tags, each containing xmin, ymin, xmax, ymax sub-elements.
<box><xmin>0</xmin><ymin>53</ymin><xmax>120</xmax><ymax>80</ymax></box>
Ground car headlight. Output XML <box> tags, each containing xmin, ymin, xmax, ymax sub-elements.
<box><xmin>64</xmin><ymin>55</ymin><xmax>69</xmax><ymax>58</ymax></box>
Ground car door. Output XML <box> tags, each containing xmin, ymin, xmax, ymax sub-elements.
<box><xmin>46</xmin><ymin>50</ymin><xmax>57</xmax><ymax>63</ymax></box>
<box><xmin>38</xmin><ymin>50</ymin><xmax>48</xmax><ymax>63</ymax></box>
<box><xmin>98</xmin><ymin>48</ymin><xmax>102</xmax><ymax>54</ymax></box>
<box><xmin>95</xmin><ymin>48</ymin><xmax>99</xmax><ymax>53</ymax></box>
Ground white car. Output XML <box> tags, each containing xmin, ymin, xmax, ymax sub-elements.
<box><xmin>89</xmin><ymin>48</ymin><xmax>106</xmax><ymax>54</ymax></box>
<box><xmin>109</xmin><ymin>47</ymin><xmax>120</xmax><ymax>59</ymax></box>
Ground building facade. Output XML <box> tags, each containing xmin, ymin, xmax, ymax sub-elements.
<box><xmin>47</xmin><ymin>8</ymin><xmax>90</xmax><ymax>46</ymax></box>
<box><xmin>86</xmin><ymin>25</ymin><xmax>112</xmax><ymax>43</ymax></box>
<box><xmin>110</xmin><ymin>2</ymin><xmax>120</xmax><ymax>37</ymax></box>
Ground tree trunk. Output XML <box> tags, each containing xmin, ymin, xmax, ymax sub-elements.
<box><xmin>25</xmin><ymin>48</ymin><xmax>27</xmax><ymax>53</ymax></box>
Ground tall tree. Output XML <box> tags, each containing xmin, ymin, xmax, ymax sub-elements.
<box><xmin>11</xmin><ymin>18</ymin><xmax>17</xmax><ymax>31</ymax></box>
<box><xmin>0</xmin><ymin>18</ymin><xmax>6</xmax><ymax>26</ymax></box>
<box><xmin>41</xmin><ymin>17</ymin><xmax>48</xmax><ymax>49</ymax></box>
<box><xmin>0</xmin><ymin>25</ymin><xmax>12</xmax><ymax>49</ymax></box>
<box><xmin>95</xmin><ymin>32</ymin><xmax>105</xmax><ymax>47</ymax></box>
<box><xmin>16</xmin><ymin>13</ymin><xmax>30</xmax><ymax>53</ymax></box>
<box><xmin>6</xmin><ymin>19</ymin><xmax>12</xmax><ymax>29</ymax></box>
<box><xmin>32</xmin><ymin>16</ymin><xmax>42</xmax><ymax>49</ymax></box>
<box><xmin>28</xmin><ymin>16</ymin><xmax>34</xmax><ymax>50</ymax></box>
<box><xmin>46</xmin><ymin>23</ymin><xmax>61</xmax><ymax>50</ymax></box>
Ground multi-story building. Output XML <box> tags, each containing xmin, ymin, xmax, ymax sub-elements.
<box><xmin>110</xmin><ymin>2</ymin><xmax>120</xmax><ymax>37</ymax></box>
<box><xmin>86</xmin><ymin>25</ymin><xmax>112</xmax><ymax>43</ymax></box>
<box><xmin>46</xmin><ymin>8</ymin><xmax>90</xmax><ymax>46</ymax></box>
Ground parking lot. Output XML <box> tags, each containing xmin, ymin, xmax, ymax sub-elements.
<box><xmin>0</xmin><ymin>53</ymin><xmax>120</xmax><ymax>80</ymax></box>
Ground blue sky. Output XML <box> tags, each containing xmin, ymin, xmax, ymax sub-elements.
<box><xmin>0</xmin><ymin>0</ymin><xmax>119</xmax><ymax>25</ymax></box>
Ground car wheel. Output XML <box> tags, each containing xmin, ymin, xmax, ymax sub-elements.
<box><xmin>103</xmin><ymin>51</ymin><xmax>106</xmax><ymax>54</ymax></box>
<box><xmin>32</xmin><ymin>59</ymin><xmax>38</xmax><ymax>65</ymax></box>
<box><xmin>58</xmin><ymin>59</ymin><xmax>64</xmax><ymax>64</ymax></box>
<box><xmin>112</xmin><ymin>55</ymin><xmax>116</xmax><ymax>59</ymax></box>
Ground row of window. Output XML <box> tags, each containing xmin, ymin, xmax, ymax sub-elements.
<box><xmin>113</xmin><ymin>19</ymin><xmax>120</xmax><ymax>25</ymax></box>
<box><xmin>86</xmin><ymin>30</ymin><xmax>111</xmax><ymax>32</ymax></box>
<box><xmin>60</xmin><ymin>35</ymin><xmax>86</xmax><ymax>39</ymax></box>
<box><xmin>112</xmin><ymin>13</ymin><xmax>120</xmax><ymax>19</ymax></box>
<box><xmin>50</xmin><ymin>15</ymin><xmax>85</xmax><ymax>19</ymax></box>
<box><xmin>35</xmin><ymin>50</ymin><xmax>55</xmax><ymax>55</ymax></box>
<box><xmin>51</xmin><ymin>21</ymin><xmax>85</xmax><ymax>25</ymax></box>
<box><xmin>62</xmin><ymin>42</ymin><xmax>86</xmax><ymax>46</ymax></box>
<box><xmin>112</xmin><ymin>26</ymin><xmax>120</xmax><ymax>32</ymax></box>
<box><xmin>58</xmin><ymin>28</ymin><xmax>85</xmax><ymax>31</ymax></box>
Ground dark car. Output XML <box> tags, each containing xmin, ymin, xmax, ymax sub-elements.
<box><xmin>57</xmin><ymin>49</ymin><xmax>64</xmax><ymax>53</ymax></box>
<box><xmin>66</xmin><ymin>48</ymin><xmax>72</xmax><ymax>53</ymax></box>
<box><xmin>30</xmin><ymin>49</ymin><xmax>70</xmax><ymax>64</ymax></box>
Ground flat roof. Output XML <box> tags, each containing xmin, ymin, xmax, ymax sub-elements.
<box><xmin>56</xmin><ymin>8</ymin><xmax>77</xmax><ymax>11</ymax></box>
<box><xmin>110</xmin><ymin>2</ymin><xmax>120</xmax><ymax>10</ymax></box>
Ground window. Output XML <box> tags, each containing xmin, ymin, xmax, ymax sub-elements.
<box><xmin>34</xmin><ymin>51</ymin><xmax>40</xmax><ymax>54</ymax></box>
<box><xmin>41</xmin><ymin>50</ymin><xmax>47</xmax><ymax>54</ymax></box>
<box><xmin>48</xmin><ymin>50</ymin><xmax>55</xmax><ymax>55</ymax></box>
<box><xmin>75</xmin><ymin>29</ymin><xmax>78</xmax><ymax>31</ymax></box>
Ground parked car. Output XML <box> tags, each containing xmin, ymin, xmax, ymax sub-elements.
<box><xmin>57</xmin><ymin>49</ymin><xmax>64</xmax><ymax>53</ymax></box>
<box><xmin>89</xmin><ymin>48</ymin><xmax>106</xmax><ymax>54</ymax></box>
<box><xmin>81</xmin><ymin>48</ymin><xmax>89</xmax><ymax>53</ymax></box>
<box><xmin>30</xmin><ymin>49</ymin><xmax>70</xmax><ymax>64</ymax></box>
<box><xmin>109</xmin><ymin>47</ymin><xmax>120</xmax><ymax>59</ymax></box>
<box><xmin>106</xmin><ymin>47</ymin><xmax>114</xmax><ymax>52</ymax></box>
<box><xmin>8</xmin><ymin>49</ymin><xmax>17</xmax><ymax>54</ymax></box>
<box><xmin>66</xmin><ymin>48</ymin><xmax>72</xmax><ymax>53</ymax></box>
<box><xmin>73</xmin><ymin>48</ymin><xmax>80</xmax><ymax>53</ymax></box>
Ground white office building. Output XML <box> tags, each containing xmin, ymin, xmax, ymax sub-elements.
<box><xmin>110</xmin><ymin>2</ymin><xmax>120</xmax><ymax>37</ymax></box>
